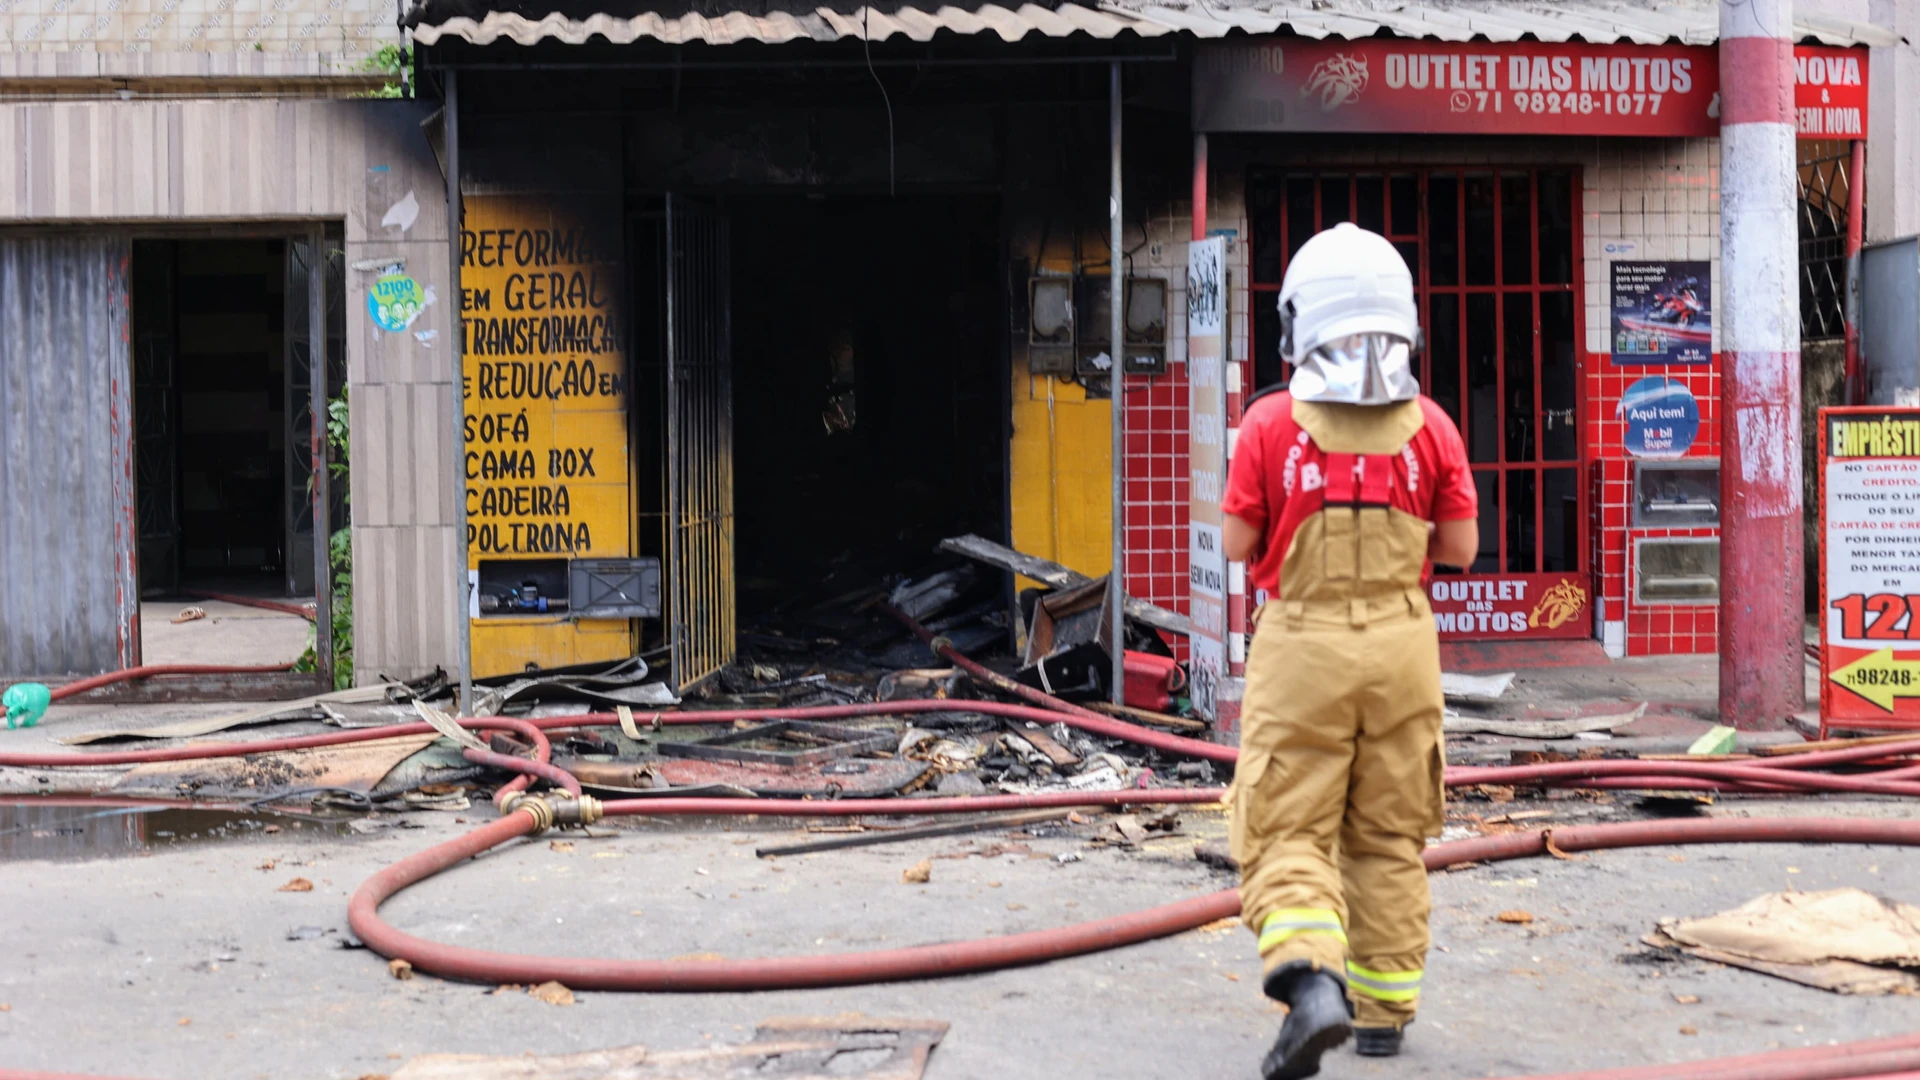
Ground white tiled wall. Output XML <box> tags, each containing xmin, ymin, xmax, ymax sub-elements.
<box><xmin>1581</xmin><ymin>137</ymin><xmax>1722</xmax><ymax>356</ymax></box>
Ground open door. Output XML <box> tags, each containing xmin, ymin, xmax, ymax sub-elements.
<box><xmin>661</xmin><ymin>195</ymin><xmax>736</xmax><ymax>689</ymax></box>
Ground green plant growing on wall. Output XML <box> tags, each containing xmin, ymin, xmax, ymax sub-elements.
<box><xmin>358</xmin><ymin>44</ymin><xmax>411</xmax><ymax>99</ymax></box>
<box><xmin>296</xmin><ymin>389</ymin><xmax>354</xmax><ymax>689</ymax></box>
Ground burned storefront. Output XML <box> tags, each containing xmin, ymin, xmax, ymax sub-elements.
<box><xmin>408</xmin><ymin>6</ymin><xmax>1205</xmax><ymax>692</ymax></box>
<box><xmin>405</xmin><ymin>0</ymin><xmax>1897</xmax><ymax>718</ymax></box>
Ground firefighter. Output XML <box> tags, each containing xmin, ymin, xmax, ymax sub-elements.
<box><xmin>1221</xmin><ymin>222</ymin><xmax>1480</xmax><ymax>1079</ymax></box>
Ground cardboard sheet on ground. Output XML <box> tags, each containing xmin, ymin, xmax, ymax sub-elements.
<box><xmin>390</xmin><ymin>1016</ymin><xmax>947</xmax><ymax>1080</ymax></box>
<box><xmin>1443</xmin><ymin>703</ymin><xmax>1645</xmax><ymax>738</ymax></box>
<box><xmin>1646</xmin><ymin>887</ymin><xmax>1920</xmax><ymax>994</ymax></box>
<box><xmin>111</xmin><ymin>733</ymin><xmax>439</xmax><ymax>799</ymax></box>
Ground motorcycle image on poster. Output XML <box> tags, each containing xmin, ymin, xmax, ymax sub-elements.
<box><xmin>1610</xmin><ymin>260</ymin><xmax>1711</xmax><ymax>365</ymax></box>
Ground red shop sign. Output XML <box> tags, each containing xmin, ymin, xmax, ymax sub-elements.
<box><xmin>1795</xmin><ymin>46</ymin><xmax>1868</xmax><ymax>138</ymax></box>
<box><xmin>1194</xmin><ymin>39</ymin><xmax>1867</xmax><ymax>140</ymax></box>
<box><xmin>1429</xmin><ymin>573</ymin><xmax>1592</xmax><ymax>642</ymax></box>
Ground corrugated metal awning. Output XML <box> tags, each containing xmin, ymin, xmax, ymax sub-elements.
<box><xmin>405</xmin><ymin>0</ymin><xmax>1902</xmax><ymax>50</ymax></box>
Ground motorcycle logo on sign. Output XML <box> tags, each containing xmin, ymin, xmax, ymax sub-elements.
<box><xmin>1302</xmin><ymin>53</ymin><xmax>1369</xmax><ymax>111</ymax></box>
<box><xmin>1529</xmin><ymin>580</ymin><xmax>1589</xmax><ymax>631</ymax></box>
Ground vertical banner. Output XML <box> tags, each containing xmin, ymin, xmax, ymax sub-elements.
<box><xmin>1820</xmin><ymin>408</ymin><xmax>1920</xmax><ymax>731</ymax></box>
<box><xmin>1187</xmin><ymin>237</ymin><xmax>1229</xmax><ymax>729</ymax></box>
<box><xmin>460</xmin><ymin>195</ymin><xmax>633</xmax><ymax>675</ymax></box>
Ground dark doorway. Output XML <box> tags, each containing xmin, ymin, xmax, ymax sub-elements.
<box><xmin>133</xmin><ymin>239</ymin><xmax>288</xmax><ymax>594</ymax></box>
<box><xmin>130</xmin><ymin>237</ymin><xmax>340</xmax><ymax>671</ymax></box>
<box><xmin>727</xmin><ymin>194</ymin><xmax>1005</xmax><ymax>612</ymax></box>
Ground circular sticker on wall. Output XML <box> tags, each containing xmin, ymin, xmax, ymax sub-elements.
<box><xmin>368</xmin><ymin>271</ymin><xmax>425</xmax><ymax>332</ymax></box>
<box><xmin>1617</xmin><ymin>376</ymin><xmax>1700</xmax><ymax>458</ymax></box>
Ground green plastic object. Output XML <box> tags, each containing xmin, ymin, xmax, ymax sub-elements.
<box><xmin>3</xmin><ymin>682</ymin><xmax>51</xmax><ymax>730</ymax></box>
<box><xmin>1686</xmin><ymin>724</ymin><xmax>1738</xmax><ymax>757</ymax></box>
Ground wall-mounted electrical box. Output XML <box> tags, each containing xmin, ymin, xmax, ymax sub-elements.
<box><xmin>570</xmin><ymin>558</ymin><xmax>662</xmax><ymax>619</ymax></box>
<box><xmin>1028</xmin><ymin>276</ymin><xmax>1075</xmax><ymax>376</ymax></box>
<box><xmin>1124</xmin><ymin>277</ymin><xmax>1169</xmax><ymax>375</ymax></box>
<box><xmin>1633</xmin><ymin>459</ymin><xmax>1720</xmax><ymax>528</ymax></box>
<box><xmin>1066</xmin><ymin>276</ymin><xmax>1170</xmax><ymax>378</ymax></box>
<box><xmin>1634</xmin><ymin>537</ymin><xmax>1720</xmax><ymax>605</ymax></box>
<box><xmin>474</xmin><ymin>557</ymin><xmax>662</xmax><ymax>619</ymax></box>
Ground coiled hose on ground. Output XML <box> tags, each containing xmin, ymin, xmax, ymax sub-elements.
<box><xmin>8</xmin><ymin>643</ymin><xmax>1920</xmax><ymax>1076</ymax></box>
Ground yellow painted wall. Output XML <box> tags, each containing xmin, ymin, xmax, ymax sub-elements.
<box><xmin>1008</xmin><ymin>369</ymin><xmax>1113</xmax><ymax>583</ymax></box>
<box><xmin>461</xmin><ymin>193</ymin><xmax>635</xmax><ymax>676</ymax></box>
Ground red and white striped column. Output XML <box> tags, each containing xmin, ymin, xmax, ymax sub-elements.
<box><xmin>1717</xmin><ymin>0</ymin><xmax>1805</xmax><ymax>727</ymax></box>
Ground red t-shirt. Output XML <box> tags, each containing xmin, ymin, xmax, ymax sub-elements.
<box><xmin>1221</xmin><ymin>392</ymin><xmax>1478</xmax><ymax>599</ymax></box>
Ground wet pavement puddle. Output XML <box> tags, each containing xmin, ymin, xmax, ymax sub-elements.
<box><xmin>0</xmin><ymin>801</ymin><xmax>345</xmax><ymax>860</ymax></box>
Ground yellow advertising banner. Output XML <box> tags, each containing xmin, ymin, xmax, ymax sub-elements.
<box><xmin>460</xmin><ymin>194</ymin><xmax>632</xmax><ymax>675</ymax></box>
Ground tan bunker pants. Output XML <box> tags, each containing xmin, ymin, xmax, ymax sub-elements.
<box><xmin>1229</xmin><ymin>593</ymin><xmax>1445</xmax><ymax>1029</ymax></box>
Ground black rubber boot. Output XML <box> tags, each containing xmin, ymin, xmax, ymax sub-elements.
<box><xmin>1354</xmin><ymin>1027</ymin><xmax>1404</xmax><ymax>1057</ymax></box>
<box><xmin>1259</xmin><ymin>964</ymin><xmax>1353</xmax><ymax>1080</ymax></box>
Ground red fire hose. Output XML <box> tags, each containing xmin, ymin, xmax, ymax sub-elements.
<box><xmin>9</xmin><ymin>698</ymin><xmax>1920</xmax><ymax>795</ymax></box>
<box><xmin>6</xmin><ymin>703</ymin><xmax>1920</xmax><ymax>1078</ymax></box>
<box><xmin>181</xmin><ymin>591</ymin><xmax>317</xmax><ymax>621</ymax></box>
<box><xmin>335</xmin><ymin>811</ymin><xmax>1920</xmax><ymax>1080</ymax></box>
<box><xmin>13</xmin><ymin>631</ymin><xmax>1920</xmax><ymax>1076</ymax></box>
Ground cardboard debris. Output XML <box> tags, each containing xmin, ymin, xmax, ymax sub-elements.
<box><xmin>1444</xmin><ymin>703</ymin><xmax>1646</xmax><ymax>739</ymax></box>
<box><xmin>1647</xmin><ymin>888</ymin><xmax>1920</xmax><ymax>995</ymax></box>
<box><xmin>113</xmin><ymin>733</ymin><xmax>439</xmax><ymax>800</ymax></box>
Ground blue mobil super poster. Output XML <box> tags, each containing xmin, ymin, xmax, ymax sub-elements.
<box><xmin>1611</xmin><ymin>260</ymin><xmax>1711</xmax><ymax>365</ymax></box>
<box><xmin>1618</xmin><ymin>376</ymin><xmax>1701</xmax><ymax>458</ymax></box>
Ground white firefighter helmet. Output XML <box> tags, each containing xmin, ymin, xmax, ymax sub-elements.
<box><xmin>1278</xmin><ymin>222</ymin><xmax>1421</xmax><ymax>405</ymax></box>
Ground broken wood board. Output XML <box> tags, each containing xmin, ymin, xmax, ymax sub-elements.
<box><xmin>1441</xmin><ymin>672</ymin><xmax>1515</xmax><ymax>703</ymax></box>
<box><xmin>111</xmin><ymin>733</ymin><xmax>438</xmax><ymax>799</ymax></box>
<box><xmin>938</xmin><ymin>534</ymin><xmax>1191</xmax><ymax>636</ymax></box>
<box><xmin>1004</xmin><ymin>720</ymin><xmax>1080</xmax><ymax>767</ymax></box>
<box><xmin>58</xmin><ymin>684</ymin><xmax>404</xmax><ymax>745</ymax></box>
<box><xmin>1444</xmin><ymin>703</ymin><xmax>1645</xmax><ymax>739</ymax></box>
<box><xmin>391</xmin><ymin>1016</ymin><xmax>947</xmax><ymax>1080</ymax></box>
<box><xmin>1086</xmin><ymin>701</ymin><xmax>1209</xmax><ymax>732</ymax></box>
<box><xmin>1646</xmin><ymin>887</ymin><xmax>1920</xmax><ymax>995</ymax></box>
<box><xmin>1757</xmin><ymin>730</ymin><xmax>1920</xmax><ymax>756</ymax></box>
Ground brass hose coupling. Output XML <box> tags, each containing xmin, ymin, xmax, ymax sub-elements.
<box><xmin>498</xmin><ymin>792</ymin><xmax>603</xmax><ymax>835</ymax></box>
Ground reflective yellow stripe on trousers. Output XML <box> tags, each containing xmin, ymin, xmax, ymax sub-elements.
<box><xmin>1346</xmin><ymin>962</ymin><xmax>1422</xmax><ymax>1002</ymax></box>
<box><xmin>1258</xmin><ymin>908</ymin><xmax>1348</xmax><ymax>952</ymax></box>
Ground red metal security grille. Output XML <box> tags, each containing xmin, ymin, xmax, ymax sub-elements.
<box><xmin>1248</xmin><ymin>169</ymin><xmax>1589</xmax><ymax>637</ymax></box>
